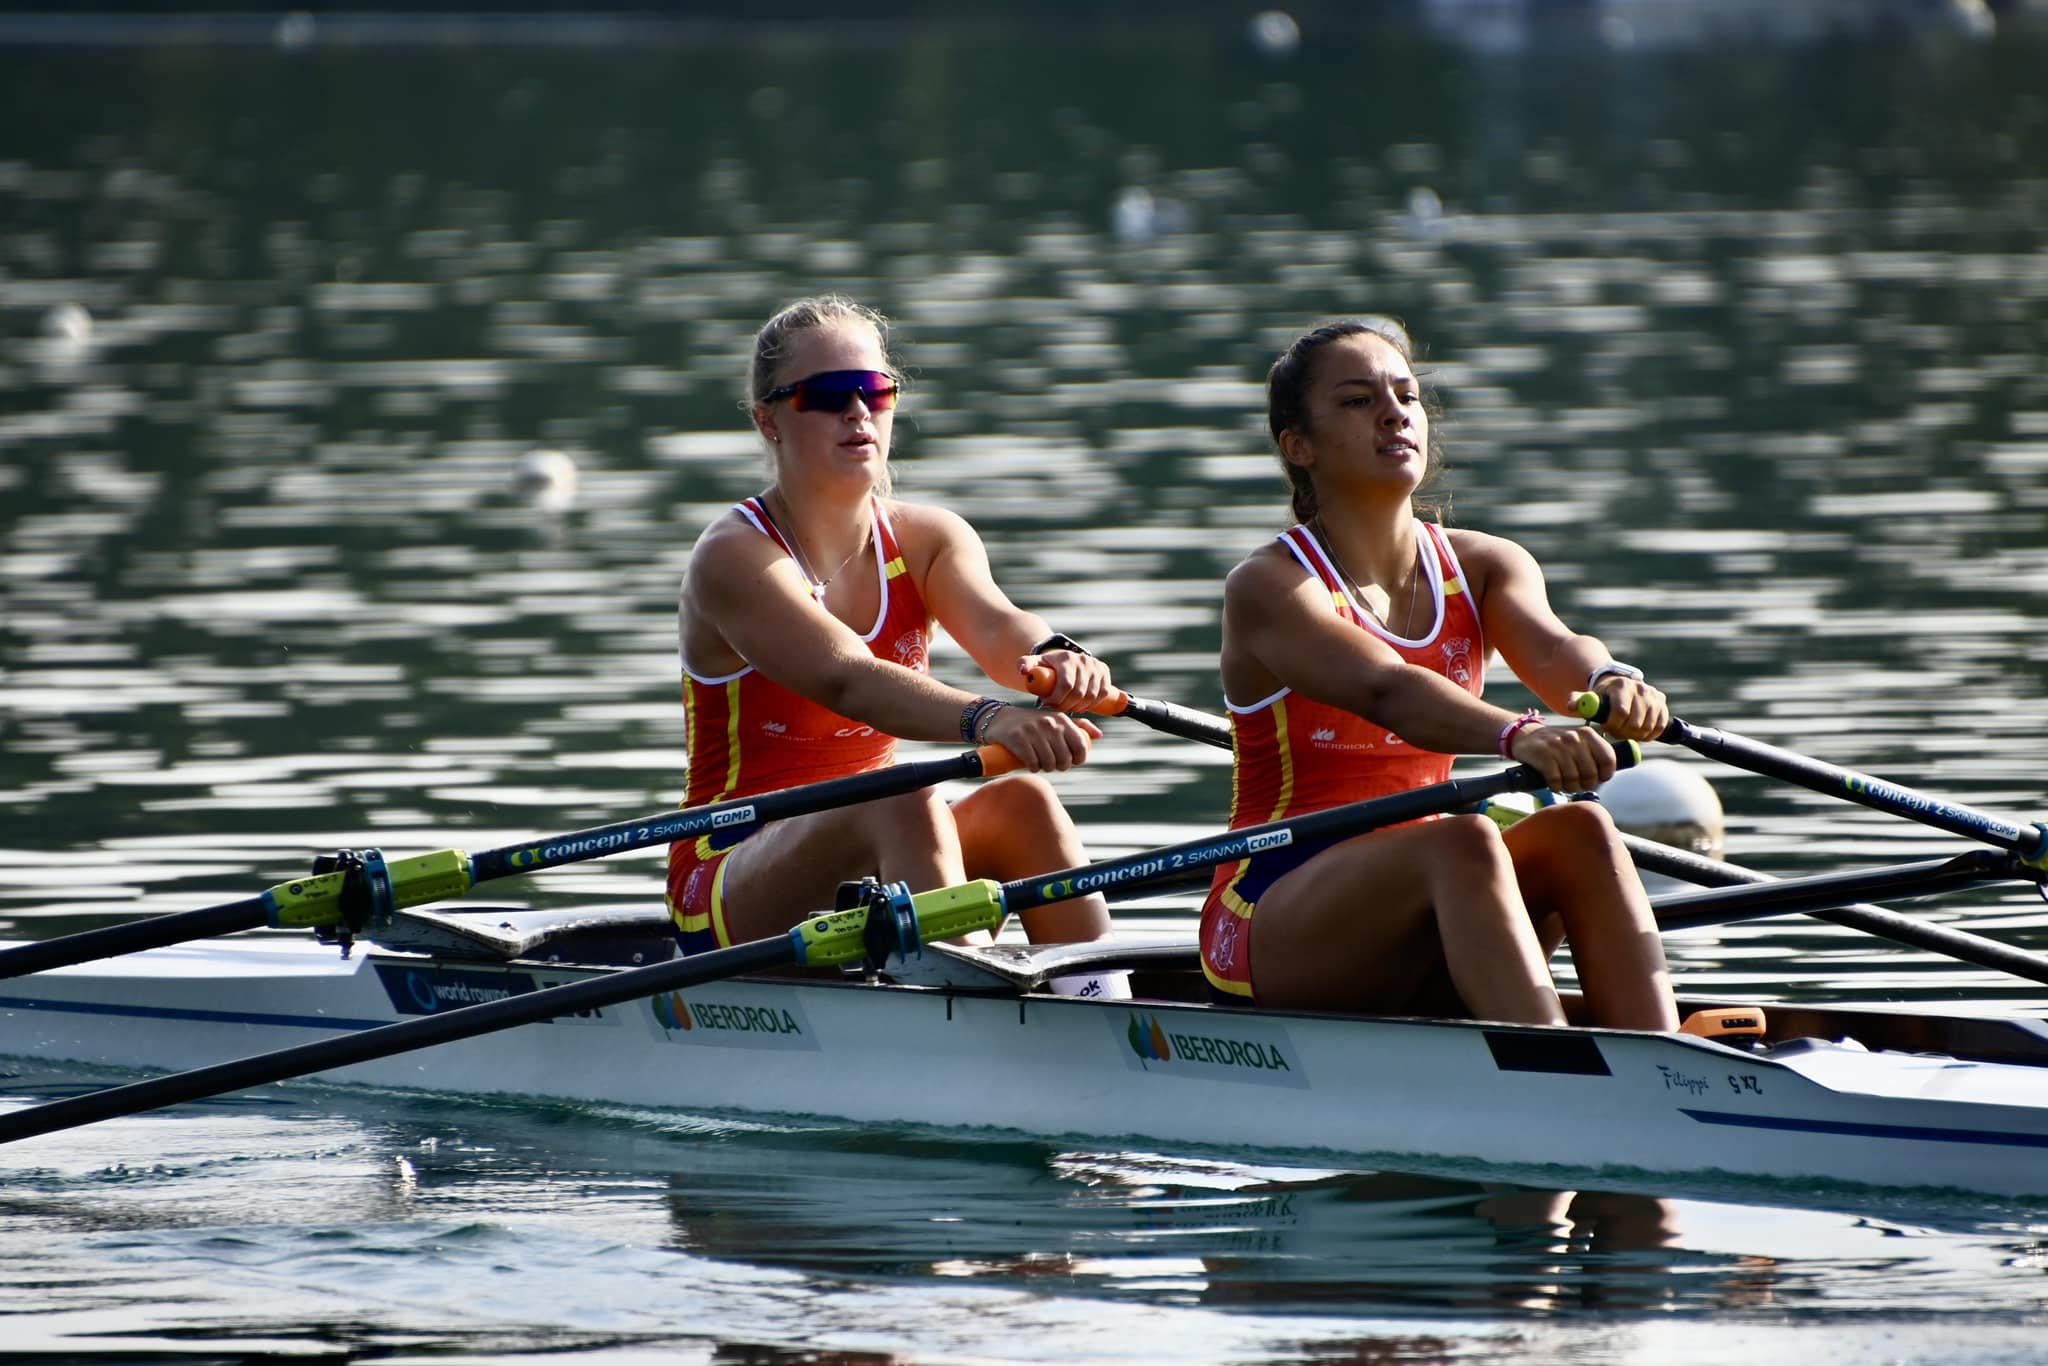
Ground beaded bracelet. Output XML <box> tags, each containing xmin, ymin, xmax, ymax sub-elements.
<box><xmin>954</xmin><ymin>700</ymin><xmax>995</xmax><ymax>741</ymax></box>
<box><xmin>960</xmin><ymin>696</ymin><xmax>1003</xmax><ymax>744</ymax></box>
<box><xmin>1496</xmin><ymin>709</ymin><xmax>1543</xmax><ymax>760</ymax></box>
<box><xmin>973</xmin><ymin>701</ymin><xmax>1011</xmax><ymax>743</ymax></box>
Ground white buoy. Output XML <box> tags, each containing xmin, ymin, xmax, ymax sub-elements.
<box><xmin>513</xmin><ymin>448</ymin><xmax>579</xmax><ymax>514</ymax></box>
<box><xmin>1247</xmin><ymin>10</ymin><xmax>1300</xmax><ymax>58</ymax></box>
<box><xmin>44</xmin><ymin>302</ymin><xmax>93</xmax><ymax>346</ymax></box>
<box><xmin>1597</xmin><ymin>759</ymin><xmax>1724</xmax><ymax>859</ymax></box>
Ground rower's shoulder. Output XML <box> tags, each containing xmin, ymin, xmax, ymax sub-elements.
<box><xmin>689</xmin><ymin>503</ymin><xmax>768</xmax><ymax>556</ymax></box>
<box><xmin>875</xmin><ymin>495</ymin><xmax>977</xmax><ymax>546</ymax></box>
<box><xmin>1439</xmin><ymin>524</ymin><xmax>1532</xmax><ymax>567</ymax></box>
<box><xmin>1225</xmin><ymin>536</ymin><xmax>1312</xmax><ymax>597</ymax></box>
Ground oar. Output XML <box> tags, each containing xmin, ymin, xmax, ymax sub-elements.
<box><xmin>0</xmin><ymin>749</ymin><xmax>1633</xmax><ymax>1145</ymax></box>
<box><xmin>1025</xmin><ymin>666</ymin><xmax>1232</xmax><ymax>750</ymax></box>
<box><xmin>0</xmin><ymin>744</ymin><xmax>1026</xmax><ymax>981</ymax></box>
<box><xmin>1622</xmin><ymin>832</ymin><xmax>2048</xmax><ymax>986</ymax></box>
<box><xmin>1573</xmin><ymin>693</ymin><xmax>2048</xmax><ymax>867</ymax></box>
<box><xmin>1644</xmin><ymin>847</ymin><xmax>2033</xmax><ymax>933</ymax></box>
<box><xmin>0</xmin><ymin>875</ymin><xmax>1003</xmax><ymax>1145</ymax></box>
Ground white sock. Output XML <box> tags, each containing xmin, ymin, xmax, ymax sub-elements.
<box><xmin>1048</xmin><ymin>971</ymin><xmax>1131</xmax><ymax>1000</ymax></box>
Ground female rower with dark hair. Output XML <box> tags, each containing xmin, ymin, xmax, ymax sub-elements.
<box><xmin>1200</xmin><ymin>317</ymin><xmax>1678</xmax><ymax>1028</ymax></box>
<box><xmin>668</xmin><ymin>295</ymin><xmax>1124</xmax><ymax>994</ymax></box>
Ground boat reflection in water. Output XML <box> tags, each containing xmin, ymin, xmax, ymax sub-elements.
<box><xmin>655</xmin><ymin>1126</ymin><xmax>1784</xmax><ymax>1318</ymax></box>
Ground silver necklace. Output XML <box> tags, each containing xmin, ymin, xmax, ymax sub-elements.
<box><xmin>1312</xmin><ymin>516</ymin><xmax>1421</xmax><ymax>638</ymax></box>
<box><xmin>764</xmin><ymin>492</ymin><xmax>870</xmax><ymax>596</ymax></box>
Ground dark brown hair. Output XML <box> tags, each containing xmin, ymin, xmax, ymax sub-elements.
<box><xmin>1265</xmin><ymin>317</ymin><xmax>1447</xmax><ymax>524</ymax></box>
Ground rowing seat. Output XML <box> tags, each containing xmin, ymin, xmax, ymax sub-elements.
<box><xmin>1679</xmin><ymin>1006</ymin><xmax>1768</xmax><ymax>1043</ymax></box>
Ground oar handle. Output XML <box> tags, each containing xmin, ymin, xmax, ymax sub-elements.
<box><xmin>1025</xmin><ymin>664</ymin><xmax>1130</xmax><ymax>718</ymax></box>
<box><xmin>1023</xmin><ymin>667</ymin><xmax>1233</xmax><ymax>751</ymax></box>
<box><xmin>974</xmin><ymin>743</ymin><xmax>1024</xmax><ymax>778</ymax></box>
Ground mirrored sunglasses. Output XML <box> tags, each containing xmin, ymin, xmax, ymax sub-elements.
<box><xmin>763</xmin><ymin>369</ymin><xmax>899</xmax><ymax>414</ymax></box>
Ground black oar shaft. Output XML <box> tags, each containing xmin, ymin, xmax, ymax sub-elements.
<box><xmin>1649</xmin><ymin>850</ymin><xmax>2019</xmax><ymax>932</ymax></box>
<box><xmin>1624</xmin><ymin>834</ymin><xmax>2048</xmax><ymax>986</ymax></box>
<box><xmin>0</xmin><ymin>748</ymin><xmax>1003</xmax><ymax>982</ymax></box>
<box><xmin>0</xmin><ymin>898</ymin><xmax>270</xmax><ymax>979</ymax></box>
<box><xmin>0</xmin><ymin>935</ymin><xmax>802</xmax><ymax>1146</ymax></box>
<box><xmin>1665</xmin><ymin>719</ymin><xmax>2047</xmax><ymax>861</ymax></box>
<box><xmin>1115</xmin><ymin>694</ymin><xmax>1233</xmax><ymax>750</ymax></box>
<box><xmin>997</xmin><ymin>761</ymin><xmax>1564</xmax><ymax>912</ymax></box>
<box><xmin>465</xmin><ymin>748</ymin><xmax>989</xmax><ymax>883</ymax></box>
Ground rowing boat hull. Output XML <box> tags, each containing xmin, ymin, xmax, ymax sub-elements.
<box><xmin>5</xmin><ymin>935</ymin><xmax>2048</xmax><ymax>1201</ymax></box>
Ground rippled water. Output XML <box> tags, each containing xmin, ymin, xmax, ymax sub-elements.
<box><xmin>5</xmin><ymin>9</ymin><xmax>2048</xmax><ymax>1362</ymax></box>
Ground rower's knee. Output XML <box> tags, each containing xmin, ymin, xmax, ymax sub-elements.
<box><xmin>865</xmin><ymin>786</ymin><xmax>953</xmax><ymax>849</ymax></box>
<box><xmin>973</xmin><ymin>773</ymin><xmax>1074</xmax><ymax>834</ymax></box>
<box><xmin>1435</xmin><ymin>812</ymin><xmax>1515</xmax><ymax>870</ymax></box>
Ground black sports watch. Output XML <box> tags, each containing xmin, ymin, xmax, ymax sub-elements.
<box><xmin>1030</xmin><ymin>633</ymin><xmax>1091</xmax><ymax>657</ymax></box>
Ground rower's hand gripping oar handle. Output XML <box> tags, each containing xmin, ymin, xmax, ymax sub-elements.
<box><xmin>1023</xmin><ymin>666</ymin><xmax>1233</xmax><ymax>751</ymax></box>
<box><xmin>1573</xmin><ymin>691</ymin><xmax>2048</xmax><ymax>870</ymax></box>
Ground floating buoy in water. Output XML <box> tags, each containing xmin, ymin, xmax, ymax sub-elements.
<box><xmin>513</xmin><ymin>448</ymin><xmax>578</xmax><ymax>514</ymax></box>
<box><xmin>44</xmin><ymin>302</ymin><xmax>93</xmax><ymax>347</ymax></box>
<box><xmin>1598</xmin><ymin>759</ymin><xmax>1724</xmax><ymax>859</ymax></box>
<box><xmin>1247</xmin><ymin>10</ymin><xmax>1300</xmax><ymax>58</ymax></box>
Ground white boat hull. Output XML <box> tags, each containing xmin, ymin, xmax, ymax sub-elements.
<box><xmin>5</xmin><ymin>934</ymin><xmax>2048</xmax><ymax>1201</ymax></box>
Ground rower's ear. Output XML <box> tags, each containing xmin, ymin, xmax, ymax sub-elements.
<box><xmin>751</xmin><ymin>402</ymin><xmax>781</xmax><ymax>446</ymax></box>
<box><xmin>1277</xmin><ymin>425</ymin><xmax>1314</xmax><ymax>469</ymax></box>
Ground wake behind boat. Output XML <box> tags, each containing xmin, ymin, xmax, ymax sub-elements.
<box><xmin>6</xmin><ymin>900</ymin><xmax>2048</xmax><ymax>1203</ymax></box>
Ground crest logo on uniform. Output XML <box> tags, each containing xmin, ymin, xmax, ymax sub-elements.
<box><xmin>893</xmin><ymin>630</ymin><xmax>928</xmax><ymax>671</ymax></box>
<box><xmin>1442</xmin><ymin>637</ymin><xmax>1474</xmax><ymax>685</ymax></box>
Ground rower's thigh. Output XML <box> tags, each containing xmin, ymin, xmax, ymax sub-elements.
<box><xmin>1249</xmin><ymin>817</ymin><xmax>1489</xmax><ymax>1011</ymax></box>
<box><xmin>716</xmin><ymin>787</ymin><xmax>952</xmax><ymax>940</ymax></box>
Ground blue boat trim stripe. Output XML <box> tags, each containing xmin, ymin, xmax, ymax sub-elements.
<box><xmin>0</xmin><ymin>995</ymin><xmax>389</xmax><ymax>1033</ymax></box>
<box><xmin>1681</xmin><ymin>1107</ymin><xmax>2048</xmax><ymax>1149</ymax></box>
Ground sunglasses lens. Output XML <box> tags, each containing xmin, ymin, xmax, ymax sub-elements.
<box><xmin>789</xmin><ymin>370</ymin><xmax>898</xmax><ymax>413</ymax></box>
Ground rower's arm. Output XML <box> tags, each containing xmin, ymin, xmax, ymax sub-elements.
<box><xmin>1225</xmin><ymin>547</ymin><xmax>1514</xmax><ymax>756</ymax></box>
<box><xmin>691</xmin><ymin>520</ymin><xmax>981</xmax><ymax>743</ymax></box>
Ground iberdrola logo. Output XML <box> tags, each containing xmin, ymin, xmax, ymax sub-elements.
<box><xmin>650</xmin><ymin>992</ymin><xmax>694</xmax><ymax>1030</ymax></box>
<box><xmin>1127</xmin><ymin>1014</ymin><xmax>1172</xmax><ymax>1061</ymax></box>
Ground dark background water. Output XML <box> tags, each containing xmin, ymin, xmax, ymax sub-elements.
<box><xmin>5</xmin><ymin>7</ymin><xmax>2048</xmax><ymax>1360</ymax></box>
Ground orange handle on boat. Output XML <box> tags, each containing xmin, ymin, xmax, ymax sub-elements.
<box><xmin>1024</xmin><ymin>665</ymin><xmax>1233</xmax><ymax>750</ymax></box>
<box><xmin>1025</xmin><ymin>664</ymin><xmax>1130</xmax><ymax>718</ymax></box>
<box><xmin>975</xmin><ymin>742</ymin><xmax>1024</xmax><ymax>777</ymax></box>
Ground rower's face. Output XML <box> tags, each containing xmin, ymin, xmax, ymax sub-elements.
<box><xmin>752</xmin><ymin>322</ymin><xmax>895</xmax><ymax>477</ymax></box>
<box><xmin>1293</xmin><ymin>333</ymin><xmax>1427</xmax><ymax>485</ymax></box>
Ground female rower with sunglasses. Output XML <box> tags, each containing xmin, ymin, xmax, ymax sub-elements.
<box><xmin>1200</xmin><ymin>317</ymin><xmax>1678</xmax><ymax>1029</ymax></box>
<box><xmin>668</xmin><ymin>295</ymin><xmax>1123</xmax><ymax>991</ymax></box>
